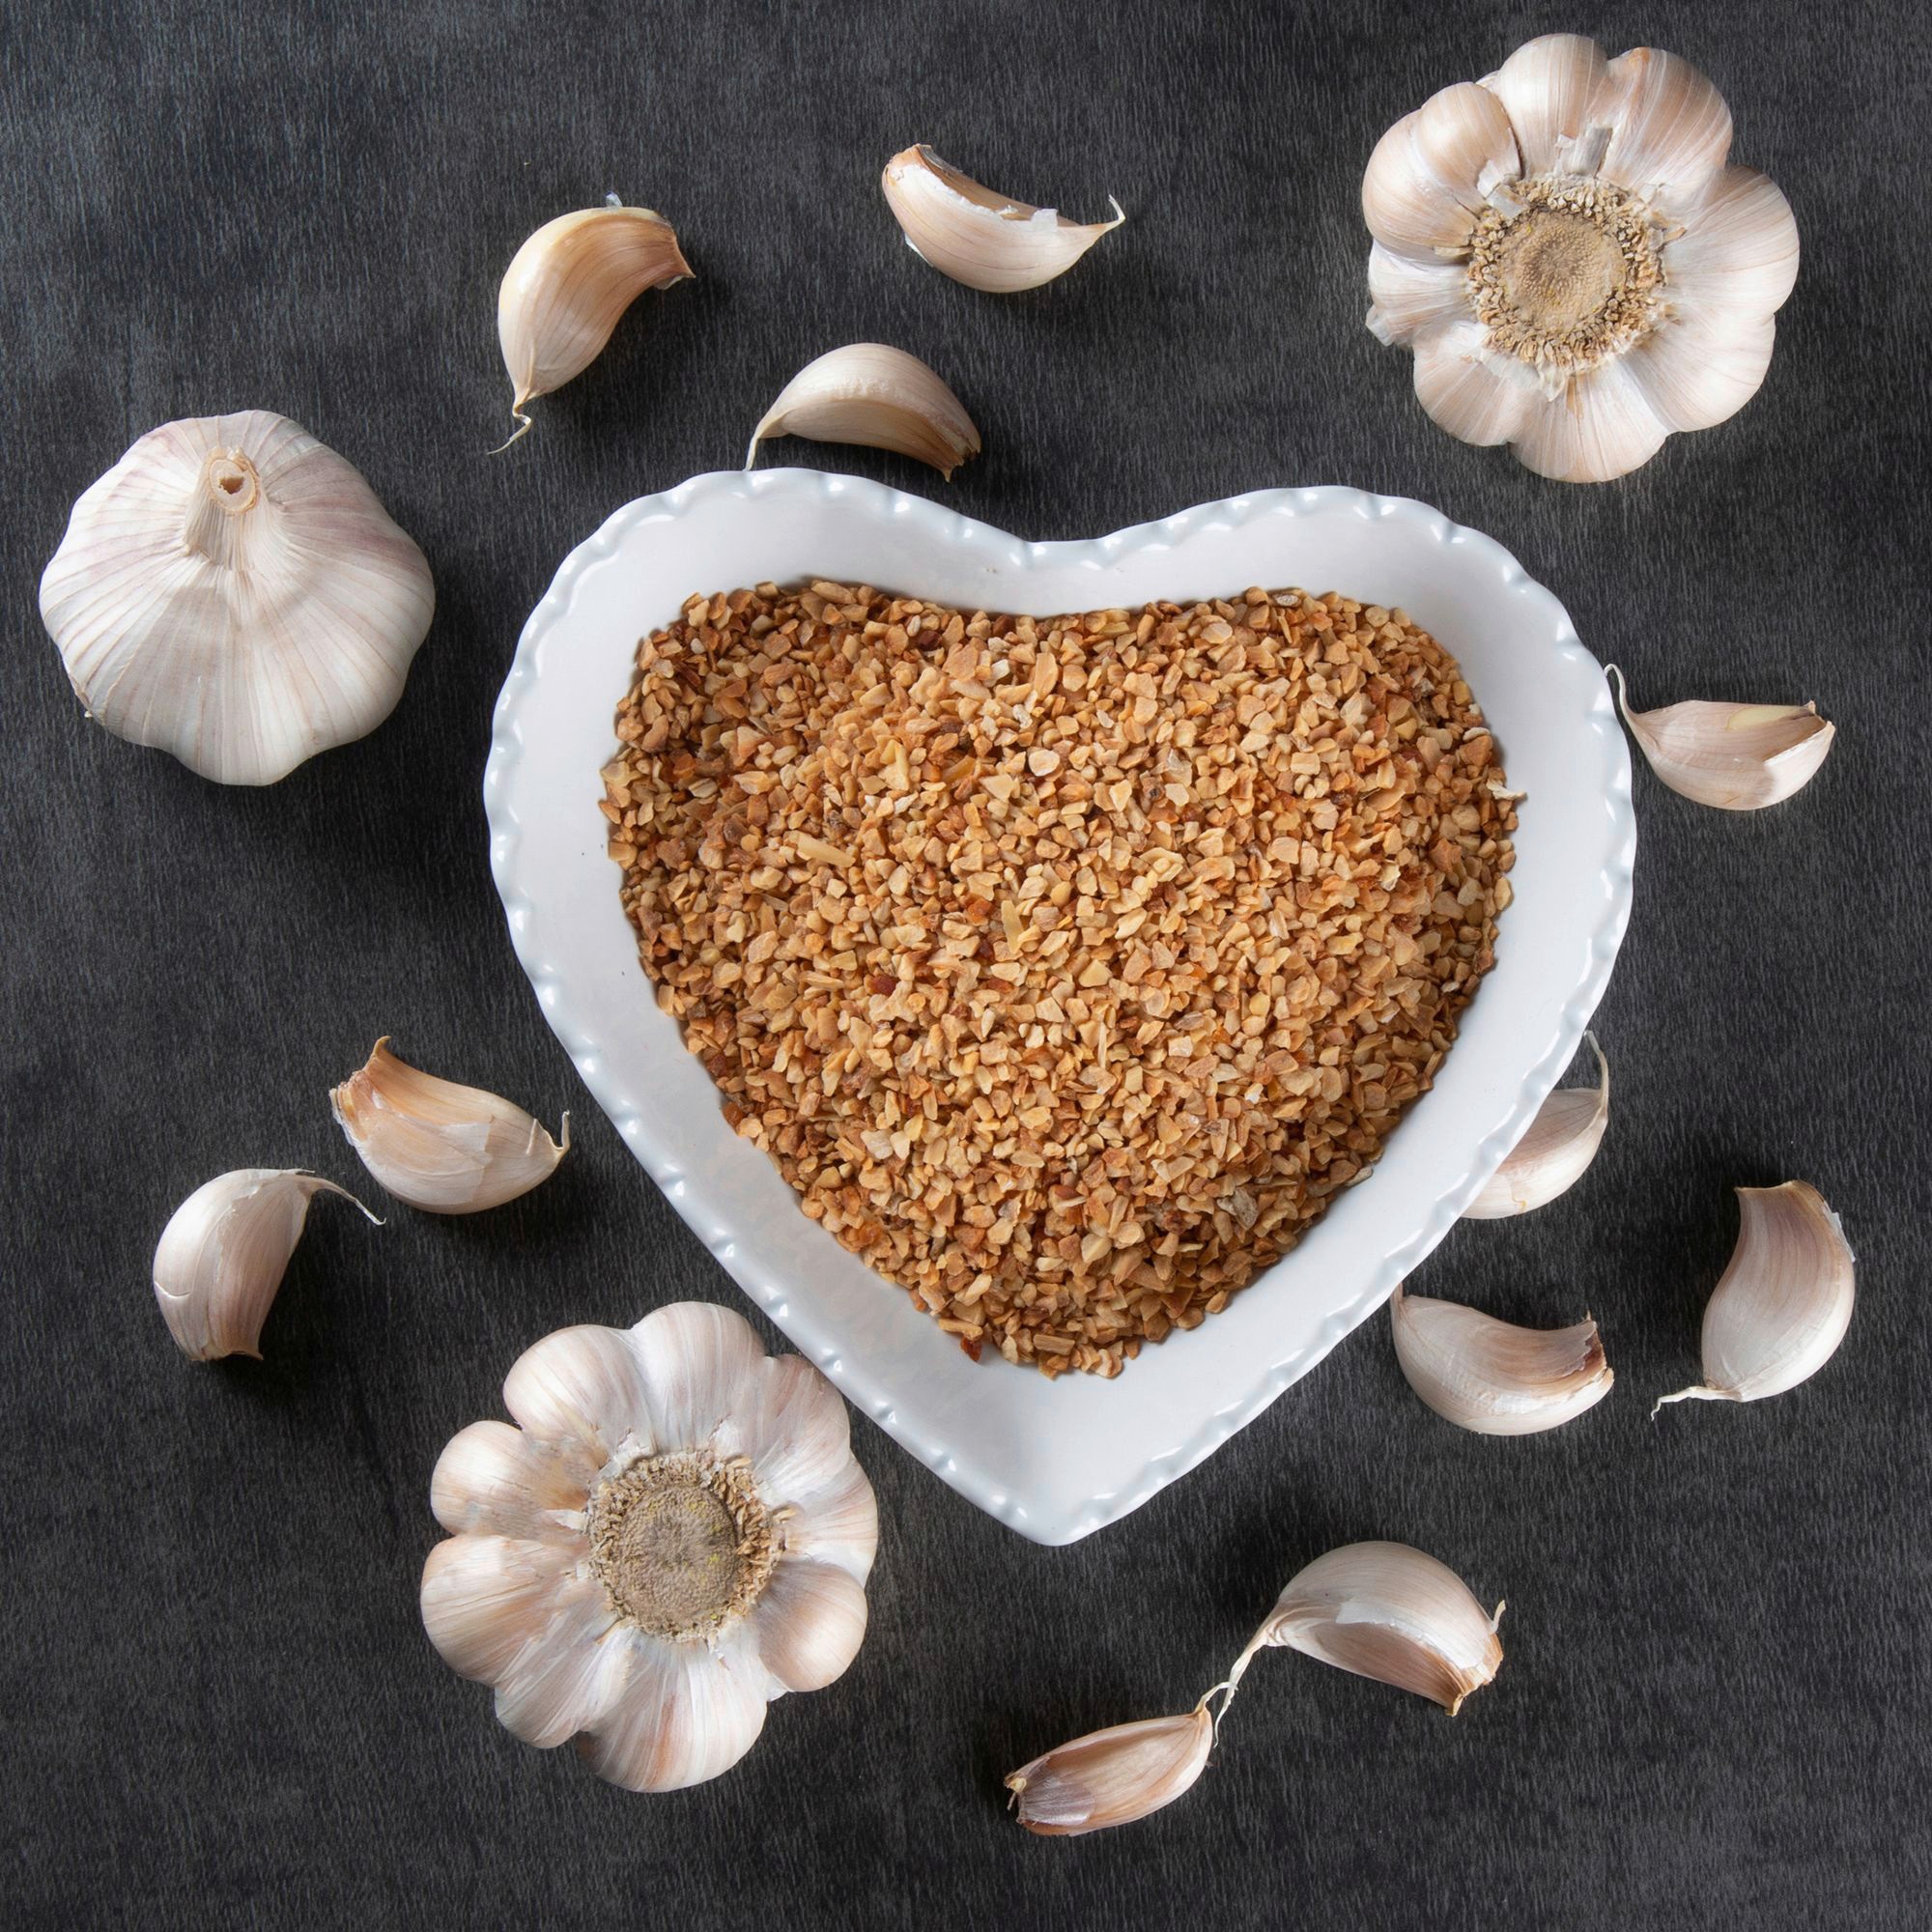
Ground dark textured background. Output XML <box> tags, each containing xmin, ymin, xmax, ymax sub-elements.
<box><xmin>5</xmin><ymin>2</ymin><xmax>1929</xmax><ymax>1926</ymax></box>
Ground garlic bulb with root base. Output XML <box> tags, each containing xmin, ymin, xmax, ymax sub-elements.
<box><xmin>881</xmin><ymin>145</ymin><xmax>1124</xmax><ymax>293</ymax></box>
<box><xmin>497</xmin><ymin>202</ymin><xmax>693</xmax><ymax>449</ymax></box>
<box><xmin>154</xmin><ymin>1169</ymin><xmax>380</xmax><ymax>1361</ymax></box>
<box><xmin>1228</xmin><ymin>1541</ymin><xmax>1504</xmax><ymax>1715</ymax></box>
<box><xmin>420</xmin><ymin>1302</ymin><xmax>877</xmax><ymax>1792</ymax></box>
<box><xmin>1464</xmin><ymin>1032</ymin><xmax>1609</xmax><ymax>1217</ymax></box>
<box><xmin>1005</xmin><ymin>1703</ymin><xmax>1214</xmax><ymax>1837</ymax></box>
<box><xmin>746</xmin><ymin>344</ymin><xmax>980</xmax><ymax>477</ymax></box>
<box><xmin>330</xmin><ymin>1038</ymin><xmax>568</xmax><ymax>1214</ymax></box>
<box><xmin>1363</xmin><ymin>36</ymin><xmax>1799</xmax><ymax>480</ymax></box>
<box><xmin>39</xmin><ymin>412</ymin><xmax>435</xmax><ymax>784</ymax></box>
<box><xmin>1608</xmin><ymin>666</ymin><xmax>1833</xmax><ymax>809</ymax></box>
<box><xmin>1656</xmin><ymin>1181</ymin><xmax>1854</xmax><ymax>1413</ymax></box>
<box><xmin>1390</xmin><ymin>1283</ymin><xmax>1613</xmax><ymax>1435</ymax></box>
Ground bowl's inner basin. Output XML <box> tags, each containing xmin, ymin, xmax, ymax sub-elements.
<box><xmin>599</xmin><ymin>580</ymin><xmax>1516</xmax><ymax>1380</ymax></box>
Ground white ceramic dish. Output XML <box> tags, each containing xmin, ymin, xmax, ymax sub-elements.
<box><xmin>486</xmin><ymin>470</ymin><xmax>1634</xmax><ymax>1545</ymax></box>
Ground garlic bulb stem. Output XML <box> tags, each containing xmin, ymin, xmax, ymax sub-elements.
<box><xmin>745</xmin><ymin>343</ymin><xmax>980</xmax><ymax>477</ymax></box>
<box><xmin>154</xmin><ymin>1170</ymin><xmax>380</xmax><ymax>1360</ymax></box>
<box><xmin>1608</xmin><ymin>665</ymin><xmax>1834</xmax><ymax>810</ymax></box>
<box><xmin>1463</xmin><ymin>1033</ymin><xmax>1609</xmax><ymax>1217</ymax></box>
<box><xmin>1655</xmin><ymin>1181</ymin><xmax>1855</xmax><ymax>1412</ymax></box>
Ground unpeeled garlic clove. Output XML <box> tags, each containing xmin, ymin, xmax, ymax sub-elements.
<box><xmin>154</xmin><ymin>1170</ymin><xmax>380</xmax><ymax>1360</ymax></box>
<box><xmin>40</xmin><ymin>412</ymin><xmax>436</xmax><ymax>785</ymax></box>
<box><xmin>330</xmin><ymin>1038</ymin><xmax>569</xmax><ymax>1214</ymax></box>
<box><xmin>497</xmin><ymin>202</ymin><xmax>693</xmax><ymax>447</ymax></box>
<box><xmin>1231</xmin><ymin>1541</ymin><xmax>1504</xmax><ymax>1715</ymax></box>
<box><xmin>1608</xmin><ymin>666</ymin><xmax>1834</xmax><ymax>810</ymax></box>
<box><xmin>745</xmin><ymin>343</ymin><xmax>980</xmax><ymax>478</ymax></box>
<box><xmin>1390</xmin><ymin>1283</ymin><xmax>1613</xmax><ymax>1435</ymax></box>
<box><xmin>881</xmin><ymin>145</ymin><xmax>1124</xmax><ymax>293</ymax></box>
<box><xmin>1005</xmin><ymin>1703</ymin><xmax>1214</xmax><ymax>1836</ymax></box>
<box><xmin>1656</xmin><ymin>1181</ymin><xmax>1854</xmax><ymax>1412</ymax></box>
<box><xmin>1464</xmin><ymin>1033</ymin><xmax>1609</xmax><ymax>1217</ymax></box>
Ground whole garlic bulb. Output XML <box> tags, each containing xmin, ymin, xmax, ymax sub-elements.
<box><xmin>39</xmin><ymin>412</ymin><xmax>435</xmax><ymax>784</ymax></box>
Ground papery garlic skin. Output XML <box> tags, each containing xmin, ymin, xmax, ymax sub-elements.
<box><xmin>154</xmin><ymin>1169</ymin><xmax>379</xmax><ymax>1360</ymax></box>
<box><xmin>420</xmin><ymin>1302</ymin><xmax>877</xmax><ymax>1793</ymax></box>
<box><xmin>1363</xmin><ymin>36</ymin><xmax>1799</xmax><ymax>481</ymax></box>
<box><xmin>1391</xmin><ymin>1284</ymin><xmax>1612</xmax><ymax>1435</ymax></box>
<box><xmin>1609</xmin><ymin>667</ymin><xmax>1833</xmax><ymax>810</ymax></box>
<box><xmin>881</xmin><ymin>146</ymin><xmax>1124</xmax><ymax>293</ymax></box>
<box><xmin>1234</xmin><ymin>1542</ymin><xmax>1504</xmax><ymax>1715</ymax></box>
<box><xmin>330</xmin><ymin>1038</ymin><xmax>568</xmax><ymax>1214</ymax></box>
<box><xmin>1005</xmin><ymin>1705</ymin><xmax>1213</xmax><ymax>1837</ymax></box>
<box><xmin>40</xmin><ymin>412</ymin><xmax>435</xmax><ymax>784</ymax></box>
<box><xmin>1464</xmin><ymin>1033</ymin><xmax>1609</xmax><ymax>1217</ymax></box>
<box><xmin>497</xmin><ymin>204</ymin><xmax>693</xmax><ymax>445</ymax></box>
<box><xmin>1657</xmin><ymin>1181</ymin><xmax>1855</xmax><ymax>1411</ymax></box>
<box><xmin>746</xmin><ymin>344</ymin><xmax>981</xmax><ymax>477</ymax></box>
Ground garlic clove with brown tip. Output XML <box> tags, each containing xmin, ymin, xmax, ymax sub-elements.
<box><xmin>497</xmin><ymin>201</ymin><xmax>693</xmax><ymax>447</ymax></box>
<box><xmin>1464</xmin><ymin>1033</ymin><xmax>1609</xmax><ymax>1217</ymax></box>
<box><xmin>1390</xmin><ymin>1284</ymin><xmax>1613</xmax><ymax>1435</ymax></box>
<box><xmin>1656</xmin><ymin>1181</ymin><xmax>1855</xmax><ymax>1413</ymax></box>
<box><xmin>1005</xmin><ymin>1704</ymin><xmax>1214</xmax><ymax>1837</ymax></box>
<box><xmin>39</xmin><ymin>412</ymin><xmax>435</xmax><ymax>785</ymax></box>
<box><xmin>1609</xmin><ymin>666</ymin><xmax>1833</xmax><ymax>810</ymax></box>
<box><xmin>745</xmin><ymin>344</ymin><xmax>980</xmax><ymax>477</ymax></box>
<box><xmin>154</xmin><ymin>1169</ymin><xmax>380</xmax><ymax>1360</ymax></box>
<box><xmin>330</xmin><ymin>1038</ymin><xmax>568</xmax><ymax>1214</ymax></box>
<box><xmin>1229</xmin><ymin>1542</ymin><xmax>1504</xmax><ymax>1715</ymax></box>
<box><xmin>881</xmin><ymin>145</ymin><xmax>1124</xmax><ymax>293</ymax></box>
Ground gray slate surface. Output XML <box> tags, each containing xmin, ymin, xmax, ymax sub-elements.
<box><xmin>5</xmin><ymin>2</ymin><xmax>1929</xmax><ymax>1927</ymax></box>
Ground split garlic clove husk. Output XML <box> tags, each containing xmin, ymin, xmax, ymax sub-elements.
<box><xmin>1232</xmin><ymin>1542</ymin><xmax>1504</xmax><ymax>1715</ymax></box>
<box><xmin>154</xmin><ymin>1169</ymin><xmax>380</xmax><ymax>1360</ymax></box>
<box><xmin>1464</xmin><ymin>1033</ymin><xmax>1609</xmax><ymax>1217</ymax></box>
<box><xmin>1656</xmin><ymin>1181</ymin><xmax>1855</xmax><ymax>1412</ymax></box>
<box><xmin>1608</xmin><ymin>666</ymin><xmax>1834</xmax><ymax>810</ymax></box>
<box><xmin>497</xmin><ymin>202</ymin><xmax>693</xmax><ymax>447</ymax></box>
<box><xmin>745</xmin><ymin>344</ymin><xmax>980</xmax><ymax>478</ymax></box>
<box><xmin>39</xmin><ymin>412</ymin><xmax>435</xmax><ymax>785</ymax></box>
<box><xmin>880</xmin><ymin>145</ymin><xmax>1124</xmax><ymax>293</ymax></box>
<box><xmin>1390</xmin><ymin>1284</ymin><xmax>1613</xmax><ymax>1435</ymax></box>
<box><xmin>1005</xmin><ymin>1704</ymin><xmax>1214</xmax><ymax>1837</ymax></box>
<box><xmin>329</xmin><ymin>1037</ymin><xmax>569</xmax><ymax>1214</ymax></box>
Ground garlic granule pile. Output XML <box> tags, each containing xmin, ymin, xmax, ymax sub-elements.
<box><xmin>1363</xmin><ymin>35</ymin><xmax>1800</xmax><ymax>480</ymax></box>
<box><xmin>605</xmin><ymin>582</ymin><xmax>1515</xmax><ymax>1375</ymax></box>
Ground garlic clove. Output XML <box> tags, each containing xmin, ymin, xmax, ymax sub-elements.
<box><xmin>501</xmin><ymin>1321</ymin><xmax>657</xmax><ymax>1468</ymax></box>
<box><xmin>745</xmin><ymin>343</ymin><xmax>981</xmax><ymax>478</ymax></box>
<box><xmin>1662</xmin><ymin>167</ymin><xmax>1800</xmax><ymax>320</ymax></box>
<box><xmin>1360</xmin><ymin>112</ymin><xmax>1483</xmax><ymax>259</ymax></box>
<box><xmin>329</xmin><ymin>1037</ymin><xmax>569</xmax><ymax>1213</ymax></box>
<box><xmin>1656</xmin><ymin>1181</ymin><xmax>1855</xmax><ymax>1411</ymax></box>
<box><xmin>716</xmin><ymin>1350</ymin><xmax>866</xmax><ymax>1517</ymax></box>
<box><xmin>781</xmin><ymin>1459</ymin><xmax>882</xmax><ymax>1585</ymax></box>
<box><xmin>1482</xmin><ymin>33</ymin><xmax>1611</xmax><ymax>178</ymax></box>
<box><xmin>420</xmin><ymin>1533</ymin><xmax>581</xmax><ymax>1685</ymax></box>
<box><xmin>1411</xmin><ymin>81</ymin><xmax>1520</xmax><ymax>208</ymax></box>
<box><xmin>1597</xmin><ymin>46</ymin><xmax>1734</xmax><ymax>214</ymax></box>
<box><xmin>1609</xmin><ymin>666</ymin><xmax>1834</xmax><ymax>810</ymax></box>
<box><xmin>578</xmin><ymin>1627</ymin><xmax>771</xmax><ymax>1793</ymax></box>
<box><xmin>1367</xmin><ymin>243</ymin><xmax>1473</xmax><ymax>347</ymax></box>
<box><xmin>881</xmin><ymin>145</ymin><xmax>1123</xmax><ymax>293</ymax></box>
<box><xmin>490</xmin><ymin>1578</ymin><xmax>630</xmax><ymax>1748</ymax></box>
<box><xmin>1623</xmin><ymin>303</ymin><xmax>1777</xmax><ymax>435</ymax></box>
<box><xmin>1233</xmin><ymin>1542</ymin><xmax>1504</xmax><ymax>1715</ymax></box>
<box><xmin>624</xmin><ymin>1297</ymin><xmax>768</xmax><ymax>1448</ymax></box>
<box><xmin>1390</xmin><ymin>1284</ymin><xmax>1613</xmax><ymax>1435</ymax></box>
<box><xmin>1511</xmin><ymin>359</ymin><xmax>1671</xmax><ymax>484</ymax></box>
<box><xmin>40</xmin><ymin>412</ymin><xmax>436</xmax><ymax>785</ymax></box>
<box><xmin>1410</xmin><ymin>320</ymin><xmax>1536</xmax><ymax>446</ymax></box>
<box><xmin>748</xmin><ymin>1558</ymin><xmax>869</xmax><ymax>1692</ymax></box>
<box><xmin>497</xmin><ymin>203</ymin><xmax>693</xmax><ymax>446</ymax></box>
<box><xmin>1464</xmin><ymin>1033</ymin><xmax>1609</xmax><ymax>1218</ymax></box>
<box><xmin>1006</xmin><ymin>1705</ymin><xmax>1214</xmax><ymax>1837</ymax></box>
<box><xmin>153</xmin><ymin>1168</ymin><xmax>380</xmax><ymax>1361</ymax></box>
<box><xmin>430</xmin><ymin>1418</ymin><xmax>589</xmax><ymax>1542</ymax></box>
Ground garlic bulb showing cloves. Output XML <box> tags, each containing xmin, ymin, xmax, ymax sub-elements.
<box><xmin>1006</xmin><ymin>1704</ymin><xmax>1214</xmax><ymax>1837</ymax></box>
<box><xmin>1230</xmin><ymin>1542</ymin><xmax>1504</xmax><ymax>1715</ymax></box>
<box><xmin>1656</xmin><ymin>1181</ymin><xmax>1855</xmax><ymax>1413</ymax></box>
<box><xmin>1391</xmin><ymin>1283</ymin><xmax>1613</xmax><ymax>1435</ymax></box>
<box><xmin>497</xmin><ymin>203</ymin><xmax>693</xmax><ymax>447</ymax></box>
<box><xmin>1362</xmin><ymin>36</ymin><xmax>1800</xmax><ymax>480</ymax></box>
<box><xmin>154</xmin><ymin>1169</ymin><xmax>380</xmax><ymax>1360</ymax></box>
<box><xmin>330</xmin><ymin>1038</ymin><xmax>568</xmax><ymax>1214</ymax></box>
<box><xmin>1608</xmin><ymin>667</ymin><xmax>1833</xmax><ymax>810</ymax></box>
<box><xmin>745</xmin><ymin>344</ymin><xmax>981</xmax><ymax>477</ymax></box>
<box><xmin>39</xmin><ymin>412</ymin><xmax>435</xmax><ymax>784</ymax></box>
<box><xmin>881</xmin><ymin>145</ymin><xmax>1124</xmax><ymax>293</ymax></box>
<box><xmin>1464</xmin><ymin>1033</ymin><xmax>1609</xmax><ymax>1217</ymax></box>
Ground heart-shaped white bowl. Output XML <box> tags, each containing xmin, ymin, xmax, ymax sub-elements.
<box><xmin>487</xmin><ymin>470</ymin><xmax>1634</xmax><ymax>1544</ymax></box>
